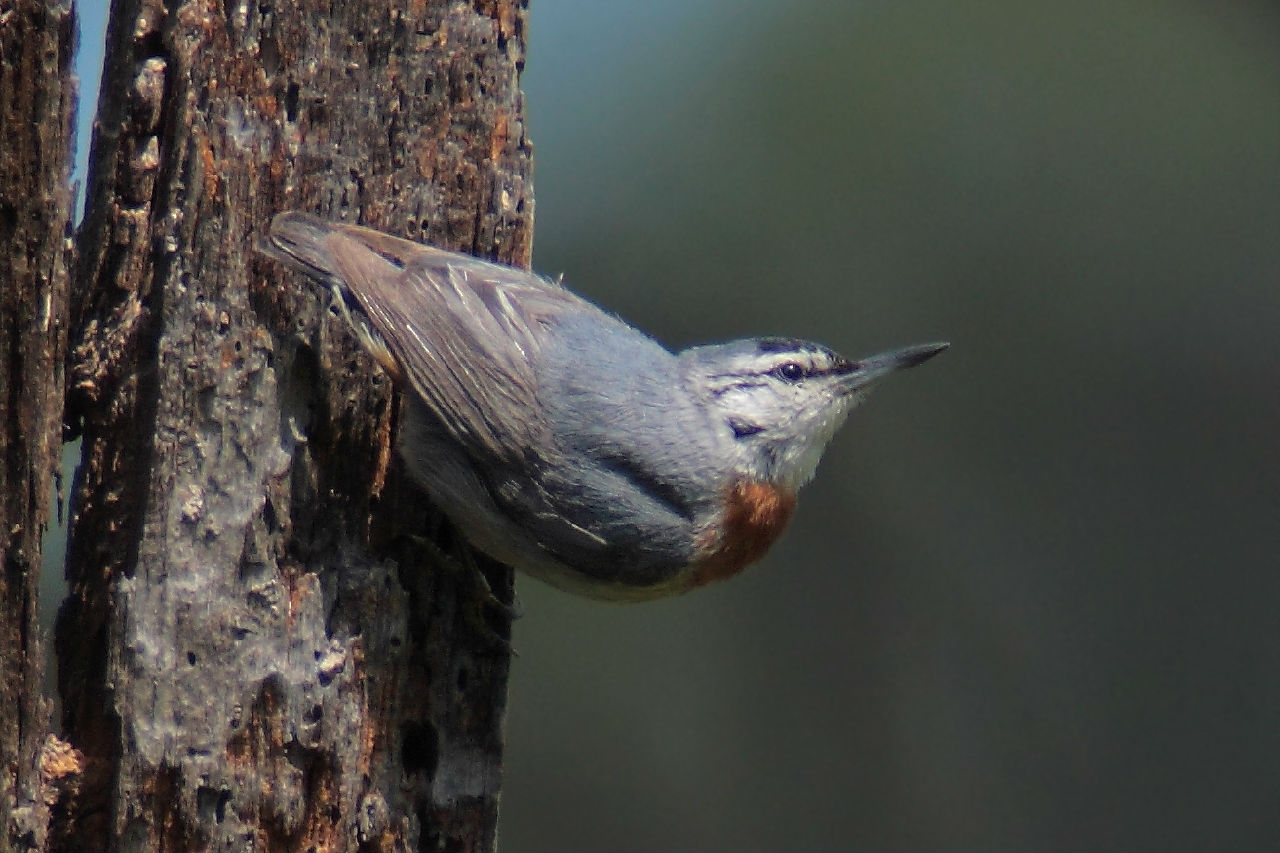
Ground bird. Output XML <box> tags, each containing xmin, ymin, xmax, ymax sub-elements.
<box><xmin>260</xmin><ymin>212</ymin><xmax>947</xmax><ymax>602</ymax></box>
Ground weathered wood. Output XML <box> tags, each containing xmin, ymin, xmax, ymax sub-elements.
<box><xmin>59</xmin><ymin>0</ymin><xmax>532</xmax><ymax>849</ymax></box>
<box><xmin>0</xmin><ymin>0</ymin><xmax>78</xmax><ymax>850</ymax></box>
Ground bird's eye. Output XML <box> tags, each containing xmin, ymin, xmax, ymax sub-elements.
<box><xmin>773</xmin><ymin>361</ymin><xmax>806</xmax><ymax>382</ymax></box>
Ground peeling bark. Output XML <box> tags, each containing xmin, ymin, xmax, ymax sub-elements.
<box><xmin>0</xmin><ymin>0</ymin><xmax>77</xmax><ymax>850</ymax></box>
<box><xmin>59</xmin><ymin>0</ymin><xmax>532</xmax><ymax>849</ymax></box>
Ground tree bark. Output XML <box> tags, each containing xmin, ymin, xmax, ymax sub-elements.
<box><xmin>59</xmin><ymin>0</ymin><xmax>532</xmax><ymax>850</ymax></box>
<box><xmin>0</xmin><ymin>1</ymin><xmax>78</xmax><ymax>850</ymax></box>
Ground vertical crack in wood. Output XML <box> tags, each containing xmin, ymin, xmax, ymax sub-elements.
<box><xmin>0</xmin><ymin>0</ymin><xmax>78</xmax><ymax>850</ymax></box>
<box><xmin>58</xmin><ymin>0</ymin><xmax>532</xmax><ymax>850</ymax></box>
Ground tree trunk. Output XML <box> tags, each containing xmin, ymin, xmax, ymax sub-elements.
<box><xmin>0</xmin><ymin>1</ymin><xmax>78</xmax><ymax>850</ymax></box>
<box><xmin>59</xmin><ymin>0</ymin><xmax>532</xmax><ymax>849</ymax></box>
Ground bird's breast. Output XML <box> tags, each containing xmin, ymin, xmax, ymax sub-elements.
<box><xmin>689</xmin><ymin>478</ymin><xmax>797</xmax><ymax>587</ymax></box>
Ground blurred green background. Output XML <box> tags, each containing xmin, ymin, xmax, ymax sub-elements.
<box><xmin>506</xmin><ymin>1</ymin><xmax>1280</xmax><ymax>850</ymax></box>
<box><xmin>69</xmin><ymin>0</ymin><xmax>1280</xmax><ymax>849</ymax></box>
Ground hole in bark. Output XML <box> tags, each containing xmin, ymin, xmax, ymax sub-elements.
<box><xmin>187</xmin><ymin>651</ymin><xmax>197</xmax><ymax>665</ymax></box>
<box><xmin>285</xmin><ymin>82</ymin><xmax>300</xmax><ymax>122</ymax></box>
<box><xmin>137</xmin><ymin>30</ymin><xmax>164</xmax><ymax>61</ymax></box>
<box><xmin>196</xmin><ymin>786</ymin><xmax>216</xmax><ymax>821</ymax></box>
<box><xmin>303</xmin><ymin>704</ymin><xmax>322</xmax><ymax>723</ymax></box>
<box><xmin>197</xmin><ymin>386</ymin><xmax>216</xmax><ymax>419</ymax></box>
<box><xmin>196</xmin><ymin>786</ymin><xmax>232</xmax><ymax>823</ymax></box>
<box><xmin>260</xmin><ymin>32</ymin><xmax>280</xmax><ymax>75</ymax></box>
<box><xmin>400</xmin><ymin>721</ymin><xmax>438</xmax><ymax>776</ymax></box>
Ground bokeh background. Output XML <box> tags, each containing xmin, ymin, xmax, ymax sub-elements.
<box><xmin>68</xmin><ymin>1</ymin><xmax>1280</xmax><ymax>849</ymax></box>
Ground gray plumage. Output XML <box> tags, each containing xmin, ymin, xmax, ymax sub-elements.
<box><xmin>261</xmin><ymin>212</ymin><xmax>946</xmax><ymax>600</ymax></box>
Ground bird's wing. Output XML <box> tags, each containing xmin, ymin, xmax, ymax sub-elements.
<box><xmin>266</xmin><ymin>213</ymin><xmax>576</xmax><ymax>465</ymax></box>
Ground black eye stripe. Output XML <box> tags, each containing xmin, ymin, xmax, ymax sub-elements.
<box><xmin>771</xmin><ymin>361</ymin><xmax>808</xmax><ymax>381</ymax></box>
<box><xmin>767</xmin><ymin>354</ymin><xmax>857</xmax><ymax>380</ymax></box>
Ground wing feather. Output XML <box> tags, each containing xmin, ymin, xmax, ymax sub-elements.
<box><xmin>267</xmin><ymin>214</ymin><xmax>579</xmax><ymax>465</ymax></box>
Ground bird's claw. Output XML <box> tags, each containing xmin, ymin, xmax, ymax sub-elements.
<box><xmin>408</xmin><ymin>532</ymin><xmax>519</xmax><ymax>653</ymax></box>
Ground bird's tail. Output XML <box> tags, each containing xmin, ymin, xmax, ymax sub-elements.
<box><xmin>257</xmin><ymin>212</ymin><xmax>404</xmax><ymax>382</ymax></box>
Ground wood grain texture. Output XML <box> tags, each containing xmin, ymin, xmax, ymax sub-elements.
<box><xmin>0</xmin><ymin>0</ymin><xmax>77</xmax><ymax>849</ymax></box>
<box><xmin>60</xmin><ymin>0</ymin><xmax>532</xmax><ymax>849</ymax></box>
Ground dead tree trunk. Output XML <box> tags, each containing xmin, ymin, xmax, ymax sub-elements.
<box><xmin>0</xmin><ymin>1</ymin><xmax>77</xmax><ymax>850</ymax></box>
<box><xmin>59</xmin><ymin>0</ymin><xmax>532</xmax><ymax>850</ymax></box>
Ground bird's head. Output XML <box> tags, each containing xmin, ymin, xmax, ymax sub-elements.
<box><xmin>681</xmin><ymin>338</ymin><xmax>948</xmax><ymax>490</ymax></box>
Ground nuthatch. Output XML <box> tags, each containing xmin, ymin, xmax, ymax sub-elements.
<box><xmin>261</xmin><ymin>213</ymin><xmax>946</xmax><ymax>601</ymax></box>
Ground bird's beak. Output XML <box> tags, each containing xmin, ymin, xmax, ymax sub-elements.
<box><xmin>838</xmin><ymin>342</ymin><xmax>949</xmax><ymax>393</ymax></box>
